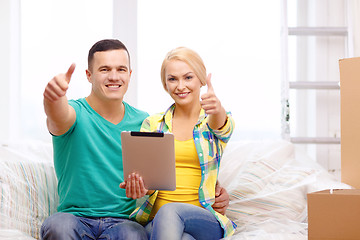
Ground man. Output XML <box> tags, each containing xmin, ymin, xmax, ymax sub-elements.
<box><xmin>41</xmin><ymin>39</ymin><xmax>229</xmax><ymax>240</ymax></box>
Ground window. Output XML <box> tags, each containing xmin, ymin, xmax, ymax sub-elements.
<box><xmin>283</xmin><ymin>0</ymin><xmax>348</xmax><ymax>179</ymax></box>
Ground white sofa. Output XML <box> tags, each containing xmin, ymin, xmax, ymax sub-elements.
<box><xmin>0</xmin><ymin>139</ymin><xmax>350</xmax><ymax>240</ymax></box>
<box><xmin>0</xmin><ymin>141</ymin><xmax>57</xmax><ymax>240</ymax></box>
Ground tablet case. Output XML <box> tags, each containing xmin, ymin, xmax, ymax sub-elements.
<box><xmin>121</xmin><ymin>131</ymin><xmax>176</xmax><ymax>190</ymax></box>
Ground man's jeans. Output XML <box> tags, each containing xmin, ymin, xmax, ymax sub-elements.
<box><xmin>145</xmin><ymin>202</ymin><xmax>224</xmax><ymax>240</ymax></box>
<box><xmin>40</xmin><ymin>212</ymin><xmax>147</xmax><ymax>240</ymax></box>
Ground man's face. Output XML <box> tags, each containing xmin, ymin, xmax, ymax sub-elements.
<box><xmin>86</xmin><ymin>49</ymin><xmax>132</xmax><ymax>102</ymax></box>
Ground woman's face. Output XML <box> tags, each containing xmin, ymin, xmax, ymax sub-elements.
<box><xmin>165</xmin><ymin>60</ymin><xmax>202</xmax><ymax>106</ymax></box>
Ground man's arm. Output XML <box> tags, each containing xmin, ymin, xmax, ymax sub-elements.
<box><xmin>213</xmin><ymin>183</ymin><xmax>230</xmax><ymax>215</ymax></box>
<box><xmin>43</xmin><ymin>63</ymin><xmax>76</xmax><ymax>136</ymax></box>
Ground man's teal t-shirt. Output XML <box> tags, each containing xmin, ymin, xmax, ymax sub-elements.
<box><xmin>52</xmin><ymin>98</ymin><xmax>149</xmax><ymax>218</ymax></box>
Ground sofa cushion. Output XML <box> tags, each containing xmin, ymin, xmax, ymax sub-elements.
<box><xmin>0</xmin><ymin>141</ymin><xmax>58</xmax><ymax>239</ymax></box>
<box><xmin>219</xmin><ymin>140</ymin><xmax>351</xmax><ymax>238</ymax></box>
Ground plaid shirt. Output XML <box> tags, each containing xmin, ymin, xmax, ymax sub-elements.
<box><xmin>129</xmin><ymin>104</ymin><xmax>236</xmax><ymax>238</ymax></box>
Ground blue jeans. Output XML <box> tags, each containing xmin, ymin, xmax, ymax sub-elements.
<box><xmin>40</xmin><ymin>212</ymin><xmax>147</xmax><ymax>240</ymax></box>
<box><xmin>145</xmin><ymin>203</ymin><xmax>224</xmax><ymax>240</ymax></box>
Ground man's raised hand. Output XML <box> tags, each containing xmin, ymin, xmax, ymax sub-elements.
<box><xmin>44</xmin><ymin>63</ymin><xmax>76</xmax><ymax>102</ymax></box>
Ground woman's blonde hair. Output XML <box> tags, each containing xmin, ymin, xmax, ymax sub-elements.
<box><xmin>160</xmin><ymin>47</ymin><xmax>207</xmax><ymax>91</ymax></box>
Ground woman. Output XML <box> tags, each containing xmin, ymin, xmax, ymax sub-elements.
<box><xmin>121</xmin><ymin>47</ymin><xmax>236</xmax><ymax>239</ymax></box>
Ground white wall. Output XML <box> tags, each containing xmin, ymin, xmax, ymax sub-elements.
<box><xmin>113</xmin><ymin>0</ymin><xmax>138</xmax><ymax>107</ymax></box>
<box><xmin>1</xmin><ymin>0</ymin><xmax>282</xmax><ymax>142</ymax></box>
<box><xmin>136</xmin><ymin>0</ymin><xmax>282</xmax><ymax>141</ymax></box>
<box><xmin>0</xmin><ymin>0</ymin><xmax>21</xmax><ymax>141</ymax></box>
<box><xmin>8</xmin><ymin>0</ymin><xmax>113</xmax><ymax>142</ymax></box>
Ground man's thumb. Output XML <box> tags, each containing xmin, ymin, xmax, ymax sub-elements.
<box><xmin>65</xmin><ymin>63</ymin><xmax>76</xmax><ymax>83</ymax></box>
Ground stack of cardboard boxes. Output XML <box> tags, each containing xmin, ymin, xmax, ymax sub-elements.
<box><xmin>307</xmin><ymin>57</ymin><xmax>360</xmax><ymax>240</ymax></box>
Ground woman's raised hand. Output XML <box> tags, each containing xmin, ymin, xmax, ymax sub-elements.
<box><xmin>200</xmin><ymin>74</ymin><xmax>223</xmax><ymax>115</ymax></box>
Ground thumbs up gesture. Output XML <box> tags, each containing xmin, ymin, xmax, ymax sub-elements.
<box><xmin>43</xmin><ymin>63</ymin><xmax>76</xmax><ymax>102</ymax></box>
<box><xmin>200</xmin><ymin>73</ymin><xmax>227</xmax><ymax>129</ymax></box>
<box><xmin>200</xmin><ymin>73</ymin><xmax>223</xmax><ymax>115</ymax></box>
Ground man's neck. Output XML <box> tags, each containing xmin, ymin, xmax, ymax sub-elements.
<box><xmin>85</xmin><ymin>95</ymin><xmax>125</xmax><ymax>125</ymax></box>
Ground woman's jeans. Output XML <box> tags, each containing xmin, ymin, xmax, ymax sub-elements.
<box><xmin>40</xmin><ymin>212</ymin><xmax>147</xmax><ymax>240</ymax></box>
<box><xmin>145</xmin><ymin>202</ymin><xmax>224</xmax><ymax>240</ymax></box>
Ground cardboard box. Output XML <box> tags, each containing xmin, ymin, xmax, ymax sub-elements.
<box><xmin>308</xmin><ymin>189</ymin><xmax>360</xmax><ymax>240</ymax></box>
<box><xmin>339</xmin><ymin>57</ymin><xmax>360</xmax><ymax>189</ymax></box>
<box><xmin>307</xmin><ymin>57</ymin><xmax>360</xmax><ymax>239</ymax></box>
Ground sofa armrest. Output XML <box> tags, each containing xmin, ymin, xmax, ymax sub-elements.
<box><xmin>0</xmin><ymin>141</ymin><xmax>58</xmax><ymax>239</ymax></box>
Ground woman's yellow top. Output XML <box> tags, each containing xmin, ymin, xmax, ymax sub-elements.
<box><xmin>150</xmin><ymin>138</ymin><xmax>202</xmax><ymax>219</ymax></box>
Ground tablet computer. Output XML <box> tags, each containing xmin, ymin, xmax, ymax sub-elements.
<box><xmin>121</xmin><ymin>131</ymin><xmax>176</xmax><ymax>191</ymax></box>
